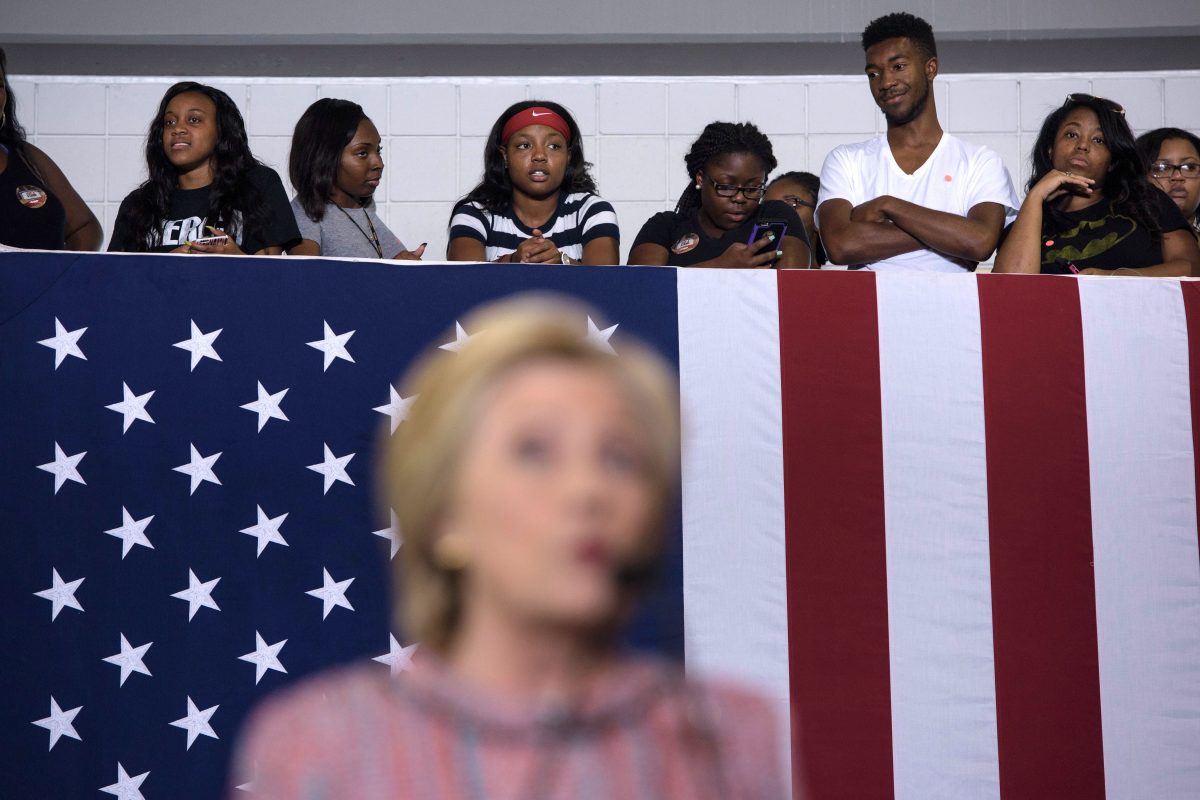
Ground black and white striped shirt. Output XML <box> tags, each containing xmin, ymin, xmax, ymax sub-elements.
<box><xmin>448</xmin><ymin>192</ymin><xmax>619</xmax><ymax>262</ymax></box>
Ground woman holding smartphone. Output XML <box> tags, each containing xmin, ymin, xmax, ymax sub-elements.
<box><xmin>447</xmin><ymin>101</ymin><xmax>619</xmax><ymax>265</ymax></box>
<box><xmin>0</xmin><ymin>47</ymin><xmax>102</xmax><ymax>251</ymax></box>
<box><xmin>108</xmin><ymin>81</ymin><xmax>299</xmax><ymax>255</ymax></box>
<box><xmin>994</xmin><ymin>94</ymin><xmax>1199</xmax><ymax>276</ymax></box>
<box><xmin>628</xmin><ymin>122</ymin><xmax>810</xmax><ymax>268</ymax></box>
<box><xmin>288</xmin><ymin>98</ymin><xmax>424</xmax><ymax>260</ymax></box>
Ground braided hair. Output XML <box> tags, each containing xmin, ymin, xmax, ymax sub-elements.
<box><xmin>675</xmin><ymin>122</ymin><xmax>777</xmax><ymax>214</ymax></box>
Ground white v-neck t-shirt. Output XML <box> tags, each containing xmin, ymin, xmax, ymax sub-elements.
<box><xmin>816</xmin><ymin>132</ymin><xmax>1019</xmax><ymax>272</ymax></box>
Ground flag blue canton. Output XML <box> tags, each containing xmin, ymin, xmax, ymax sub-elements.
<box><xmin>1</xmin><ymin>252</ymin><xmax>684</xmax><ymax>798</ymax></box>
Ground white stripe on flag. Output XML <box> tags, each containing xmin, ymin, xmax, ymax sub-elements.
<box><xmin>677</xmin><ymin>269</ymin><xmax>790</xmax><ymax>791</ymax></box>
<box><xmin>875</xmin><ymin>273</ymin><xmax>1001</xmax><ymax>800</ymax></box>
<box><xmin>1079</xmin><ymin>278</ymin><xmax>1200</xmax><ymax>800</ymax></box>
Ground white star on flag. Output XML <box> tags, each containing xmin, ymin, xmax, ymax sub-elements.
<box><xmin>32</xmin><ymin>696</ymin><xmax>82</xmax><ymax>750</ymax></box>
<box><xmin>171</xmin><ymin>569</ymin><xmax>221</xmax><ymax>620</ymax></box>
<box><xmin>240</xmin><ymin>381</ymin><xmax>289</xmax><ymax>431</ymax></box>
<box><xmin>373</xmin><ymin>635</ymin><xmax>419</xmax><ymax>676</ymax></box>
<box><xmin>105</xmin><ymin>382</ymin><xmax>155</xmax><ymax>433</ymax></box>
<box><xmin>307</xmin><ymin>320</ymin><xmax>356</xmax><ymax>371</ymax></box>
<box><xmin>373</xmin><ymin>385</ymin><xmax>416</xmax><ymax>434</ymax></box>
<box><xmin>373</xmin><ymin>509</ymin><xmax>402</xmax><ymax>560</ymax></box>
<box><xmin>173</xmin><ymin>319</ymin><xmax>223</xmax><ymax>371</ymax></box>
<box><xmin>238</xmin><ymin>631</ymin><xmax>288</xmax><ymax>684</ymax></box>
<box><xmin>34</xmin><ymin>568</ymin><xmax>84</xmax><ymax>620</ymax></box>
<box><xmin>306</xmin><ymin>568</ymin><xmax>355</xmax><ymax>619</ymax></box>
<box><xmin>173</xmin><ymin>443</ymin><xmax>222</xmax><ymax>495</ymax></box>
<box><xmin>307</xmin><ymin>443</ymin><xmax>355</xmax><ymax>494</ymax></box>
<box><xmin>438</xmin><ymin>320</ymin><xmax>476</xmax><ymax>352</ymax></box>
<box><xmin>37</xmin><ymin>317</ymin><xmax>87</xmax><ymax>369</ymax></box>
<box><xmin>102</xmin><ymin>634</ymin><xmax>153</xmax><ymax>686</ymax></box>
<box><xmin>37</xmin><ymin>442</ymin><xmax>86</xmax><ymax>494</ymax></box>
<box><xmin>586</xmin><ymin>316</ymin><xmax>619</xmax><ymax>355</ymax></box>
<box><xmin>240</xmin><ymin>505</ymin><xmax>289</xmax><ymax>557</ymax></box>
<box><xmin>100</xmin><ymin>763</ymin><xmax>149</xmax><ymax>800</ymax></box>
<box><xmin>169</xmin><ymin>696</ymin><xmax>219</xmax><ymax>750</ymax></box>
<box><xmin>104</xmin><ymin>506</ymin><xmax>155</xmax><ymax>559</ymax></box>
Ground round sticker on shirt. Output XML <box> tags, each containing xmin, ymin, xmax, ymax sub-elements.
<box><xmin>671</xmin><ymin>233</ymin><xmax>700</xmax><ymax>255</ymax></box>
<box><xmin>16</xmin><ymin>185</ymin><xmax>49</xmax><ymax>209</ymax></box>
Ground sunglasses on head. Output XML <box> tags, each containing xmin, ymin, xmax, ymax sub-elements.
<box><xmin>1065</xmin><ymin>93</ymin><xmax>1125</xmax><ymax>116</ymax></box>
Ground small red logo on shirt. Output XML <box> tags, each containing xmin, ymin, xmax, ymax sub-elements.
<box><xmin>16</xmin><ymin>185</ymin><xmax>48</xmax><ymax>209</ymax></box>
<box><xmin>943</xmin><ymin>174</ymin><xmax>953</xmax><ymax>182</ymax></box>
<box><xmin>1045</xmin><ymin>240</ymin><xmax>1055</xmax><ymax>247</ymax></box>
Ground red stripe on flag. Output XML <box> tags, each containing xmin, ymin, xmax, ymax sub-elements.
<box><xmin>1183</xmin><ymin>281</ymin><xmax>1200</xmax><ymax>558</ymax></box>
<box><xmin>778</xmin><ymin>271</ymin><xmax>894</xmax><ymax>799</ymax></box>
<box><xmin>978</xmin><ymin>275</ymin><xmax>1106</xmax><ymax>799</ymax></box>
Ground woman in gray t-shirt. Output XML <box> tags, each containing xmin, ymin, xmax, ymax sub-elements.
<box><xmin>287</xmin><ymin>98</ymin><xmax>425</xmax><ymax>260</ymax></box>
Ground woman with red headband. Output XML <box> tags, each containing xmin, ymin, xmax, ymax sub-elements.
<box><xmin>448</xmin><ymin>101</ymin><xmax>619</xmax><ymax>265</ymax></box>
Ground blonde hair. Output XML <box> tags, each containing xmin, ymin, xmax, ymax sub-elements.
<box><xmin>380</xmin><ymin>294</ymin><xmax>679</xmax><ymax>651</ymax></box>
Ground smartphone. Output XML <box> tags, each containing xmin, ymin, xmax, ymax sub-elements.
<box><xmin>747</xmin><ymin>220</ymin><xmax>788</xmax><ymax>247</ymax></box>
<box><xmin>191</xmin><ymin>235</ymin><xmax>229</xmax><ymax>246</ymax></box>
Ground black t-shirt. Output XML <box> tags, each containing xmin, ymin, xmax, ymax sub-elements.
<box><xmin>0</xmin><ymin>144</ymin><xmax>67</xmax><ymax>250</ymax></box>
<box><xmin>1003</xmin><ymin>188</ymin><xmax>1189</xmax><ymax>274</ymax></box>
<box><xmin>631</xmin><ymin>200</ymin><xmax>807</xmax><ymax>267</ymax></box>
<box><xmin>109</xmin><ymin>164</ymin><xmax>300</xmax><ymax>254</ymax></box>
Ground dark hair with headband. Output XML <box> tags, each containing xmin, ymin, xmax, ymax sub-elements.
<box><xmin>455</xmin><ymin>99</ymin><xmax>597</xmax><ymax>214</ymax></box>
<box><xmin>675</xmin><ymin>121</ymin><xmax>777</xmax><ymax>215</ymax></box>
<box><xmin>289</xmin><ymin>98</ymin><xmax>370</xmax><ymax>223</ymax></box>
<box><xmin>1028</xmin><ymin>93</ymin><xmax>1160</xmax><ymax>240</ymax></box>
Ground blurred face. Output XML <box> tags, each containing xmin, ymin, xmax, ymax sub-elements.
<box><xmin>445</xmin><ymin>359</ymin><xmax>657</xmax><ymax>633</ymax></box>
<box><xmin>502</xmin><ymin>125</ymin><xmax>569</xmax><ymax>199</ymax></box>
<box><xmin>765</xmin><ymin>178</ymin><xmax>817</xmax><ymax>246</ymax></box>
<box><xmin>162</xmin><ymin>91</ymin><xmax>219</xmax><ymax>178</ymax></box>
<box><xmin>865</xmin><ymin>37</ymin><xmax>935</xmax><ymax>126</ymax></box>
<box><xmin>1150</xmin><ymin>137</ymin><xmax>1200</xmax><ymax>219</ymax></box>
<box><xmin>1050</xmin><ymin>107</ymin><xmax>1111</xmax><ymax>185</ymax></box>
<box><xmin>696</xmin><ymin>151</ymin><xmax>767</xmax><ymax>234</ymax></box>
<box><xmin>331</xmin><ymin>118</ymin><xmax>384</xmax><ymax>206</ymax></box>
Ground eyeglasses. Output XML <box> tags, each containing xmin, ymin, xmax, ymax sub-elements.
<box><xmin>1065</xmin><ymin>93</ymin><xmax>1125</xmax><ymax>116</ymax></box>
<box><xmin>779</xmin><ymin>195</ymin><xmax>816</xmax><ymax>210</ymax></box>
<box><xmin>700</xmin><ymin>172</ymin><xmax>767</xmax><ymax>200</ymax></box>
<box><xmin>1150</xmin><ymin>161</ymin><xmax>1200</xmax><ymax>179</ymax></box>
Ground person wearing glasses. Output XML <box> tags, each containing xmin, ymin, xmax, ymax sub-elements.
<box><xmin>448</xmin><ymin>101</ymin><xmax>619</xmax><ymax>265</ymax></box>
<box><xmin>994</xmin><ymin>95</ymin><xmax>1200</xmax><ymax>276</ymax></box>
<box><xmin>1136</xmin><ymin>127</ymin><xmax>1200</xmax><ymax>243</ymax></box>
<box><xmin>816</xmin><ymin>12</ymin><xmax>1018</xmax><ymax>271</ymax></box>
<box><xmin>627</xmin><ymin>121</ymin><xmax>811</xmax><ymax>268</ymax></box>
<box><xmin>765</xmin><ymin>171</ymin><xmax>826</xmax><ymax>266</ymax></box>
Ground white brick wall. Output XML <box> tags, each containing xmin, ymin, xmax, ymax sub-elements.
<box><xmin>12</xmin><ymin>70</ymin><xmax>1200</xmax><ymax>263</ymax></box>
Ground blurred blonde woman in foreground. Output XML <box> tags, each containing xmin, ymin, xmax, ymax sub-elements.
<box><xmin>231</xmin><ymin>295</ymin><xmax>784</xmax><ymax>799</ymax></box>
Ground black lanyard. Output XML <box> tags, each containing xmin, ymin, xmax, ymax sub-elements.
<box><xmin>335</xmin><ymin>204</ymin><xmax>383</xmax><ymax>258</ymax></box>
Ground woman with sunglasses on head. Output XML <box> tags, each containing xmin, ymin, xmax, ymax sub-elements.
<box><xmin>0</xmin><ymin>47</ymin><xmax>102</xmax><ymax>251</ymax></box>
<box><xmin>109</xmin><ymin>81</ymin><xmax>300</xmax><ymax>256</ymax></box>
<box><xmin>994</xmin><ymin>94</ymin><xmax>1199</xmax><ymax>276</ymax></box>
<box><xmin>288</xmin><ymin>98</ymin><xmax>424</xmax><ymax>260</ymax></box>
<box><xmin>765</xmin><ymin>170</ymin><xmax>826</xmax><ymax>266</ymax></box>
<box><xmin>628</xmin><ymin>122</ymin><xmax>811</xmax><ymax>268</ymax></box>
<box><xmin>448</xmin><ymin>101</ymin><xmax>618</xmax><ymax>265</ymax></box>
<box><xmin>1136</xmin><ymin>127</ymin><xmax>1200</xmax><ymax>244</ymax></box>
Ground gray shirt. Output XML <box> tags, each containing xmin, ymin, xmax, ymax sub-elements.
<box><xmin>290</xmin><ymin>198</ymin><xmax>406</xmax><ymax>259</ymax></box>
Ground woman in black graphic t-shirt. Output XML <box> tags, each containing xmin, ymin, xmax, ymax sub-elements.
<box><xmin>995</xmin><ymin>94</ymin><xmax>1199</xmax><ymax>277</ymax></box>
<box><xmin>108</xmin><ymin>82</ymin><xmax>299</xmax><ymax>256</ymax></box>
<box><xmin>628</xmin><ymin>121</ymin><xmax>810</xmax><ymax>268</ymax></box>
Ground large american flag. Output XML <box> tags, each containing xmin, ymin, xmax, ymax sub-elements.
<box><xmin>4</xmin><ymin>253</ymin><xmax>1200</xmax><ymax>799</ymax></box>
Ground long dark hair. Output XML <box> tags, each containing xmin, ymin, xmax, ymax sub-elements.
<box><xmin>289</xmin><ymin>98</ymin><xmax>369</xmax><ymax>223</ymax></box>
<box><xmin>675</xmin><ymin>121</ymin><xmax>777</xmax><ymax>214</ymax></box>
<box><xmin>455</xmin><ymin>100</ymin><xmax>596</xmax><ymax>214</ymax></box>
<box><xmin>1028</xmin><ymin>95</ymin><xmax>1160</xmax><ymax>240</ymax></box>
<box><xmin>120</xmin><ymin>81</ymin><xmax>269</xmax><ymax>251</ymax></box>
<box><xmin>1136</xmin><ymin>126</ymin><xmax>1200</xmax><ymax>233</ymax></box>
<box><xmin>0</xmin><ymin>47</ymin><xmax>44</xmax><ymax>183</ymax></box>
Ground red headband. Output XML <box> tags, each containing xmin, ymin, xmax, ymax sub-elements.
<box><xmin>500</xmin><ymin>107</ymin><xmax>572</xmax><ymax>145</ymax></box>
